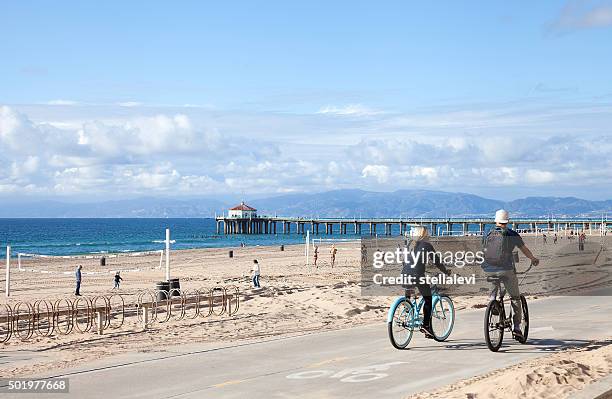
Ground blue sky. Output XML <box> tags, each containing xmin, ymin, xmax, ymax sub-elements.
<box><xmin>1</xmin><ymin>1</ymin><xmax>612</xmax><ymax>200</ymax></box>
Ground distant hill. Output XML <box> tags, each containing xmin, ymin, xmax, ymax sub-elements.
<box><xmin>0</xmin><ymin>190</ymin><xmax>610</xmax><ymax>218</ymax></box>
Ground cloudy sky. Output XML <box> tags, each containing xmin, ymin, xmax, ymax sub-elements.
<box><xmin>1</xmin><ymin>1</ymin><xmax>612</xmax><ymax>201</ymax></box>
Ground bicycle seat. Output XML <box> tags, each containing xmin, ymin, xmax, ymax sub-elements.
<box><xmin>486</xmin><ymin>276</ymin><xmax>502</xmax><ymax>283</ymax></box>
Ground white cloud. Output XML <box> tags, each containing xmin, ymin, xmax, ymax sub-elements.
<box><xmin>361</xmin><ymin>165</ymin><xmax>390</xmax><ymax>183</ymax></box>
<box><xmin>46</xmin><ymin>99</ymin><xmax>78</xmax><ymax>105</ymax></box>
<box><xmin>550</xmin><ymin>1</ymin><xmax>612</xmax><ymax>33</ymax></box>
<box><xmin>117</xmin><ymin>101</ymin><xmax>142</xmax><ymax>107</ymax></box>
<box><xmin>1</xmin><ymin>102</ymin><xmax>611</xmax><ymax>198</ymax></box>
<box><xmin>525</xmin><ymin>169</ymin><xmax>556</xmax><ymax>184</ymax></box>
<box><xmin>317</xmin><ymin>104</ymin><xmax>384</xmax><ymax>116</ymax></box>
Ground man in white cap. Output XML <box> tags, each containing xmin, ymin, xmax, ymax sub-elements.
<box><xmin>483</xmin><ymin>209</ymin><xmax>539</xmax><ymax>341</ymax></box>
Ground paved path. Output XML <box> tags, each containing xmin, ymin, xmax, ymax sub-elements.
<box><xmin>3</xmin><ymin>294</ymin><xmax>612</xmax><ymax>399</ymax></box>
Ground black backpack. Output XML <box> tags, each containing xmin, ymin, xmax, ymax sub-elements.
<box><xmin>483</xmin><ymin>228</ymin><xmax>508</xmax><ymax>267</ymax></box>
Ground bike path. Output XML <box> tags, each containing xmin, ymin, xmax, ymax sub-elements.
<box><xmin>4</xmin><ymin>294</ymin><xmax>612</xmax><ymax>399</ymax></box>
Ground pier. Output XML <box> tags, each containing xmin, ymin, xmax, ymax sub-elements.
<box><xmin>215</xmin><ymin>215</ymin><xmax>612</xmax><ymax>236</ymax></box>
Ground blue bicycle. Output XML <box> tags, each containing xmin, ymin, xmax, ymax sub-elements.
<box><xmin>387</xmin><ymin>285</ymin><xmax>455</xmax><ymax>349</ymax></box>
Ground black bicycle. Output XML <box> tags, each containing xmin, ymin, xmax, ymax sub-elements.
<box><xmin>483</xmin><ymin>265</ymin><xmax>532</xmax><ymax>352</ymax></box>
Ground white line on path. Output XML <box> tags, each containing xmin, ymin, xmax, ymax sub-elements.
<box><xmin>529</xmin><ymin>326</ymin><xmax>555</xmax><ymax>333</ymax></box>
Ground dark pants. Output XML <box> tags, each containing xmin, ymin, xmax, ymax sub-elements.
<box><xmin>406</xmin><ymin>284</ymin><xmax>433</xmax><ymax>329</ymax></box>
<box><xmin>252</xmin><ymin>275</ymin><xmax>260</xmax><ymax>288</ymax></box>
<box><xmin>417</xmin><ymin>284</ymin><xmax>433</xmax><ymax>329</ymax></box>
<box><xmin>75</xmin><ymin>281</ymin><xmax>81</xmax><ymax>295</ymax></box>
<box><xmin>487</xmin><ymin>269</ymin><xmax>522</xmax><ymax>330</ymax></box>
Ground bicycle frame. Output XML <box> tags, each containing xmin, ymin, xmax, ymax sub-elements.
<box><xmin>489</xmin><ymin>280</ymin><xmax>513</xmax><ymax>331</ymax></box>
<box><xmin>386</xmin><ymin>291</ymin><xmax>444</xmax><ymax>324</ymax></box>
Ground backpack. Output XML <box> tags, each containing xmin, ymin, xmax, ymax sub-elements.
<box><xmin>483</xmin><ymin>228</ymin><xmax>508</xmax><ymax>267</ymax></box>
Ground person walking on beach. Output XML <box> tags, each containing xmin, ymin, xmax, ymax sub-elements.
<box><xmin>482</xmin><ymin>210</ymin><xmax>539</xmax><ymax>341</ymax></box>
<box><xmin>554</xmin><ymin>233</ymin><xmax>558</xmax><ymax>244</ymax></box>
<box><xmin>75</xmin><ymin>265</ymin><xmax>82</xmax><ymax>296</ymax></box>
<box><xmin>113</xmin><ymin>271</ymin><xmax>123</xmax><ymax>289</ymax></box>
<box><xmin>578</xmin><ymin>232</ymin><xmax>586</xmax><ymax>251</ymax></box>
<box><xmin>313</xmin><ymin>245</ymin><xmax>319</xmax><ymax>268</ymax></box>
<box><xmin>251</xmin><ymin>259</ymin><xmax>261</xmax><ymax>288</ymax></box>
<box><xmin>330</xmin><ymin>245</ymin><xmax>337</xmax><ymax>268</ymax></box>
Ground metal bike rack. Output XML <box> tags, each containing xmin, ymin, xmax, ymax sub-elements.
<box><xmin>210</xmin><ymin>286</ymin><xmax>226</xmax><ymax>316</ymax></box>
<box><xmin>14</xmin><ymin>301</ymin><xmax>34</xmax><ymax>341</ymax></box>
<box><xmin>73</xmin><ymin>296</ymin><xmax>93</xmax><ymax>333</ymax></box>
<box><xmin>1</xmin><ymin>304</ymin><xmax>12</xmax><ymax>343</ymax></box>
<box><xmin>54</xmin><ymin>297</ymin><xmax>74</xmax><ymax>335</ymax></box>
<box><xmin>197</xmin><ymin>288</ymin><xmax>213</xmax><ymax>318</ymax></box>
<box><xmin>33</xmin><ymin>299</ymin><xmax>54</xmax><ymax>337</ymax></box>
<box><xmin>168</xmin><ymin>289</ymin><xmax>187</xmax><ymax>321</ymax></box>
<box><xmin>107</xmin><ymin>294</ymin><xmax>125</xmax><ymax>329</ymax></box>
<box><xmin>225</xmin><ymin>285</ymin><xmax>240</xmax><ymax>316</ymax></box>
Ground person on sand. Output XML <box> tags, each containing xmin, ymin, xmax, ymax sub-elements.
<box><xmin>313</xmin><ymin>245</ymin><xmax>319</xmax><ymax>267</ymax></box>
<box><xmin>401</xmin><ymin>226</ymin><xmax>450</xmax><ymax>339</ymax></box>
<box><xmin>482</xmin><ymin>210</ymin><xmax>539</xmax><ymax>342</ymax></box>
<box><xmin>114</xmin><ymin>271</ymin><xmax>123</xmax><ymax>289</ymax></box>
<box><xmin>578</xmin><ymin>232</ymin><xmax>585</xmax><ymax>251</ymax></box>
<box><xmin>330</xmin><ymin>245</ymin><xmax>337</xmax><ymax>268</ymax></box>
<box><xmin>75</xmin><ymin>265</ymin><xmax>82</xmax><ymax>296</ymax></box>
<box><xmin>251</xmin><ymin>259</ymin><xmax>261</xmax><ymax>288</ymax></box>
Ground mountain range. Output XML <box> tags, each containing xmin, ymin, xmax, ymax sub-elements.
<box><xmin>0</xmin><ymin>189</ymin><xmax>611</xmax><ymax>218</ymax></box>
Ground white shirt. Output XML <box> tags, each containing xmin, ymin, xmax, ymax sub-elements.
<box><xmin>251</xmin><ymin>263</ymin><xmax>260</xmax><ymax>276</ymax></box>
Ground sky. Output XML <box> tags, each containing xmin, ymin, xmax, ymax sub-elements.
<box><xmin>1</xmin><ymin>1</ymin><xmax>612</xmax><ymax>201</ymax></box>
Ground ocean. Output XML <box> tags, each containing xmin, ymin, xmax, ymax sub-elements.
<box><xmin>0</xmin><ymin>218</ymin><xmax>362</xmax><ymax>258</ymax></box>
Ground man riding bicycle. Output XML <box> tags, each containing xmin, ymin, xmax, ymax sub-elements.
<box><xmin>482</xmin><ymin>210</ymin><xmax>539</xmax><ymax>341</ymax></box>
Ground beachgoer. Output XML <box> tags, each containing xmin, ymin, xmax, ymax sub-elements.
<box><xmin>251</xmin><ymin>259</ymin><xmax>261</xmax><ymax>288</ymax></box>
<box><xmin>330</xmin><ymin>245</ymin><xmax>337</xmax><ymax>268</ymax></box>
<box><xmin>313</xmin><ymin>246</ymin><xmax>319</xmax><ymax>267</ymax></box>
<box><xmin>401</xmin><ymin>226</ymin><xmax>450</xmax><ymax>339</ymax></box>
<box><xmin>482</xmin><ymin>210</ymin><xmax>539</xmax><ymax>341</ymax></box>
<box><xmin>578</xmin><ymin>232</ymin><xmax>585</xmax><ymax>251</ymax></box>
<box><xmin>75</xmin><ymin>265</ymin><xmax>82</xmax><ymax>296</ymax></box>
<box><xmin>554</xmin><ymin>234</ymin><xmax>558</xmax><ymax>244</ymax></box>
<box><xmin>114</xmin><ymin>271</ymin><xmax>123</xmax><ymax>289</ymax></box>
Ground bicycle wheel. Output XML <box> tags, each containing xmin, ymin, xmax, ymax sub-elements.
<box><xmin>388</xmin><ymin>299</ymin><xmax>415</xmax><ymax>349</ymax></box>
<box><xmin>431</xmin><ymin>296</ymin><xmax>455</xmax><ymax>342</ymax></box>
<box><xmin>484</xmin><ymin>300</ymin><xmax>504</xmax><ymax>352</ymax></box>
<box><xmin>516</xmin><ymin>295</ymin><xmax>529</xmax><ymax>344</ymax></box>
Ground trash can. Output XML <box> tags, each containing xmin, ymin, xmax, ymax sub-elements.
<box><xmin>280</xmin><ymin>245</ymin><xmax>284</xmax><ymax>251</ymax></box>
<box><xmin>156</xmin><ymin>281</ymin><xmax>170</xmax><ymax>301</ymax></box>
<box><xmin>229</xmin><ymin>250</ymin><xmax>234</xmax><ymax>258</ymax></box>
<box><xmin>100</xmin><ymin>256</ymin><xmax>106</xmax><ymax>266</ymax></box>
<box><xmin>169</xmin><ymin>278</ymin><xmax>181</xmax><ymax>297</ymax></box>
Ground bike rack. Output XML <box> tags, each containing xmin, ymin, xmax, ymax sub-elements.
<box><xmin>1</xmin><ymin>284</ymin><xmax>241</xmax><ymax>342</ymax></box>
<box><xmin>197</xmin><ymin>288</ymin><xmax>213</xmax><ymax>318</ymax></box>
<box><xmin>1</xmin><ymin>304</ymin><xmax>13</xmax><ymax>343</ymax></box>
<box><xmin>54</xmin><ymin>297</ymin><xmax>74</xmax><ymax>335</ymax></box>
<box><xmin>211</xmin><ymin>286</ymin><xmax>226</xmax><ymax>316</ymax></box>
<box><xmin>14</xmin><ymin>301</ymin><xmax>34</xmax><ymax>341</ymax></box>
<box><xmin>225</xmin><ymin>285</ymin><xmax>240</xmax><ymax>316</ymax></box>
<box><xmin>33</xmin><ymin>299</ymin><xmax>54</xmax><ymax>337</ymax></box>
<box><xmin>107</xmin><ymin>294</ymin><xmax>125</xmax><ymax>329</ymax></box>
<box><xmin>73</xmin><ymin>296</ymin><xmax>93</xmax><ymax>333</ymax></box>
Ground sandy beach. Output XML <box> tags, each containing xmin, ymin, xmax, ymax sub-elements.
<box><xmin>2</xmin><ymin>238</ymin><xmax>611</xmax><ymax>398</ymax></box>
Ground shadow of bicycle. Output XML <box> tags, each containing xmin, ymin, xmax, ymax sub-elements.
<box><xmin>407</xmin><ymin>337</ymin><xmax>596</xmax><ymax>354</ymax></box>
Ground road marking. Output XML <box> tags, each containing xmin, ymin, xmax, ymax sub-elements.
<box><xmin>529</xmin><ymin>326</ymin><xmax>554</xmax><ymax>333</ymax></box>
<box><xmin>287</xmin><ymin>361</ymin><xmax>409</xmax><ymax>383</ymax></box>
<box><xmin>307</xmin><ymin>357</ymin><xmax>350</xmax><ymax>368</ymax></box>
<box><xmin>213</xmin><ymin>379</ymin><xmax>244</xmax><ymax>388</ymax></box>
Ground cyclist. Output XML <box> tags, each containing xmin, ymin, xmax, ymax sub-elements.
<box><xmin>402</xmin><ymin>226</ymin><xmax>449</xmax><ymax>338</ymax></box>
<box><xmin>482</xmin><ymin>209</ymin><xmax>539</xmax><ymax>341</ymax></box>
